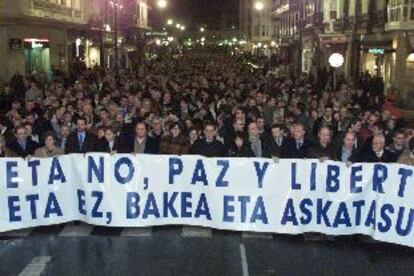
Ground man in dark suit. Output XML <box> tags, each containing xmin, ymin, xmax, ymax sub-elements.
<box><xmin>120</xmin><ymin>121</ymin><xmax>159</xmax><ymax>154</ymax></box>
<box><xmin>308</xmin><ymin>126</ymin><xmax>336</xmax><ymax>160</ymax></box>
<box><xmin>190</xmin><ymin>122</ymin><xmax>226</xmax><ymax>157</ymax></box>
<box><xmin>357</xmin><ymin>134</ymin><xmax>396</xmax><ymax>163</ymax></box>
<box><xmin>263</xmin><ymin>124</ymin><xmax>288</xmax><ymax>158</ymax></box>
<box><xmin>97</xmin><ymin>127</ymin><xmax>123</xmax><ymax>153</ymax></box>
<box><xmin>284</xmin><ymin>123</ymin><xmax>312</xmax><ymax>159</ymax></box>
<box><xmin>333</xmin><ymin>119</ymin><xmax>364</xmax><ymax>157</ymax></box>
<box><xmin>7</xmin><ymin>125</ymin><xmax>39</xmax><ymax>158</ymax></box>
<box><xmin>65</xmin><ymin>117</ymin><xmax>98</xmax><ymax>154</ymax></box>
<box><xmin>336</xmin><ymin>131</ymin><xmax>359</xmax><ymax>163</ymax></box>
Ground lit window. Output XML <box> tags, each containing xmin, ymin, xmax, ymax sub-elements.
<box><xmin>330</xmin><ymin>0</ymin><xmax>338</xmax><ymax>20</ymax></box>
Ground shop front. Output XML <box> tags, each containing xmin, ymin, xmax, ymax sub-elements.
<box><xmin>360</xmin><ymin>38</ymin><xmax>394</xmax><ymax>91</ymax></box>
<box><xmin>24</xmin><ymin>38</ymin><xmax>51</xmax><ymax>75</ymax></box>
<box><xmin>319</xmin><ymin>34</ymin><xmax>348</xmax><ymax>75</ymax></box>
<box><xmin>0</xmin><ymin>23</ymin><xmax>69</xmax><ymax>81</ymax></box>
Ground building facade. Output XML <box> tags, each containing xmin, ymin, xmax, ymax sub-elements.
<box><xmin>0</xmin><ymin>0</ymin><xmax>150</xmax><ymax>81</ymax></box>
<box><xmin>270</xmin><ymin>0</ymin><xmax>300</xmax><ymax>74</ymax></box>
<box><xmin>271</xmin><ymin>0</ymin><xmax>414</xmax><ymax>97</ymax></box>
<box><xmin>0</xmin><ymin>0</ymin><xmax>93</xmax><ymax>81</ymax></box>
<box><xmin>240</xmin><ymin>0</ymin><xmax>277</xmax><ymax>48</ymax></box>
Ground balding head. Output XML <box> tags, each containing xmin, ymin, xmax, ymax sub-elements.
<box><xmin>372</xmin><ymin>134</ymin><xmax>385</xmax><ymax>153</ymax></box>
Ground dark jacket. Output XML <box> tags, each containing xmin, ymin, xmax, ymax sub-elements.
<box><xmin>160</xmin><ymin>135</ymin><xmax>189</xmax><ymax>155</ymax></box>
<box><xmin>307</xmin><ymin>142</ymin><xmax>336</xmax><ymax>160</ymax></box>
<box><xmin>190</xmin><ymin>139</ymin><xmax>227</xmax><ymax>157</ymax></box>
<box><xmin>228</xmin><ymin>145</ymin><xmax>255</xmax><ymax>158</ymax></box>
<box><xmin>120</xmin><ymin>135</ymin><xmax>159</xmax><ymax>154</ymax></box>
<box><xmin>262</xmin><ymin>136</ymin><xmax>288</xmax><ymax>158</ymax></box>
<box><xmin>8</xmin><ymin>138</ymin><xmax>39</xmax><ymax>158</ymax></box>
<box><xmin>65</xmin><ymin>131</ymin><xmax>98</xmax><ymax>154</ymax></box>
<box><xmin>335</xmin><ymin>146</ymin><xmax>359</xmax><ymax>162</ymax></box>
<box><xmin>356</xmin><ymin>148</ymin><xmax>396</xmax><ymax>163</ymax></box>
<box><xmin>97</xmin><ymin>138</ymin><xmax>123</xmax><ymax>153</ymax></box>
<box><xmin>283</xmin><ymin>138</ymin><xmax>312</xmax><ymax>159</ymax></box>
<box><xmin>1</xmin><ymin>127</ymin><xmax>14</xmax><ymax>144</ymax></box>
<box><xmin>222</xmin><ymin>128</ymin><xmax>247</xmax><ymax>150</ymax></box>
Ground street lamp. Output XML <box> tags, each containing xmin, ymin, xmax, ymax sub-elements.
<box><xmin>157</xmin><ymin>0</ymin><xmax>167</xmax><ymax>9</ymax></box>
<box><xmin>254</xmin><ymin>1</ymin><xmax>264</xmax><ymax>57</ymax></box>
<box><xmin>167</xmin><ymin>19</ymin><xmax>173</xmax><ymax>25</ymax></box>
<box><xmin>180</xmin><ymin>26</ymin><xmax>185</xmax><ymax>31</ymax></box>
<box><xmin>200</xmin><ymin>27</ymin><xmax>205</xmax><ymax>33</ymax></box>
<box><xmin>329</xmin><ymin>53</ymin><xmax>344</xmax><ymax>90</ymax></box>
<box><xmin>254</xmin><ymin>1</ymin><xmax>264</xmax><ymax>11</ymax></box>
<box><xmin>109</xmin><ymin>0</ymin><xmax>123</xmax><ymax>77</ymax></box>
<box><xmin>176</xmin><ymin>23</ymin><xmax>181</xmax><ymax>29</ymax></box>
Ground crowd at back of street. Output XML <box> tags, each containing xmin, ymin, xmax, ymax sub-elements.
<box><xmin>0</xmin><ymin>49</ymin><xmax>413</xmax><ymax>168</ymax></box>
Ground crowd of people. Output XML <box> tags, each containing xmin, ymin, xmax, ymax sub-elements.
<box><xmin>0</xmin><ymin>49</ymin><xmax>413</xmax><ymax>168</ymax></box>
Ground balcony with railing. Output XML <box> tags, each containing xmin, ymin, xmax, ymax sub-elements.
<box><xmin>31</xmin><ymin>0</ymin><xmax>85</xmax><ymax>23</ymax></box>
<box><xmin>271</xmin><ymin>0</ymin><xmax>298</xmax><ymax>18</ymax></box>
<box><xmin>386</xmin><ymin>1</ymin><xmax>414</xmax><ymax>30</ymax></box>
<box><xmin>303</xmin><ymin>12</ymin><xmax>323</xmax><ymax>28</ymax></box>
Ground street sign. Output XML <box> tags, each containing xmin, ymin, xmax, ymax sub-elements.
<box><xmin>369</xmin><ymin>48</ymin><xmax>385</xmax><ymax>55</ymax></box>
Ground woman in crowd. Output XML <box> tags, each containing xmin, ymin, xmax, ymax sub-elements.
<box><xmin>188</xmin><ymin>127</ymin><xmax>199</xmax><ymax>146</ymax></box>
<box><xmin>228</xmin><ymin>131</ymin><xmax>254</xmax><ymax>158</ymax></box>
<box><xmin>33</xmin><ymin>131</ymin><xmax>64</xmax><ymax>158</ymax></box>
<box><xmin>160</xmin><ymin>122</ymin><xmax>189</xmax><ymax>155</ymax></box>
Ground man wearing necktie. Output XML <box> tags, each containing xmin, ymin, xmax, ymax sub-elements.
<box><xmin>78</xmin><ymin>131</ymin><xmax>85</xmax><ymax>152</ymax></box>
<box><xmin>356</xmin><ymin>134</ymin><xmax>395</xmax><ymax>163</ymax></box>
<box><xmin>263</xmin><ymin>124</ymin><xmax>287</xmax><ymax>158</ymax></box>
<box><xmin>284</xmin><ymin>123</ymin><xmax>311</xmax><ymax>159</ymax></box>
<box><xmin>7</xmin><ymin>125</ymin><xmax>39</xmax><ymax>158</ymax></box>
<box><xmin>65</xmin><ymin>117</ymin><xmax>97</xmax><ymax>154</ymax></box>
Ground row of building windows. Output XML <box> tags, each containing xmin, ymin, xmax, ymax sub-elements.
<box><xmin>254</xmin><ymin>25</ymin><xmax>272</xmax><ymax>37</ymax></box>
<box><xmin>48</xmin><ymin>0</ymin><xmax>82</xmax><ymax>10</ymax></box>
<box><xmin>388</xmin><ymin>0</ymin><xmax>414</xmax><ymax>21</ymax></box>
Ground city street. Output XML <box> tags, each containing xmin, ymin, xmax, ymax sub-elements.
<box><xmin>2</xmin><ymin>0</ymin><xmax>414</xmax><ymax>275</ymax></box>
<box><xmin>1</xmin><ymin>225</ymin><xmax>414</xmax><ymax>276</ymax></box>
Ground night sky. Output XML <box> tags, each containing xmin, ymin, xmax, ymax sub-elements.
<box><xmin>169</xmin><ymin>0</ymin><xmax>238</xmax><ymax>30</ymax></box>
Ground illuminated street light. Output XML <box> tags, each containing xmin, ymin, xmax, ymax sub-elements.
<box><xmin>176</xmin><ymin>23</ymin><xmax>181</xmax><ymax>29</ymax></box>
<box><xmin>329</xmin><ymin>53</ymin><xmax>344</xmax><ymax>89</ymax></box>
<box><xmin>180</xmin><ymin>26</ymin><xmax>185</xmax><ymax>31</ymax></box>
<box><xmin>200</xmin><ymin>27</ymin><xmax>205</xmax><ymax>33</ymax></box>
<box><xmin>254</xmin><ymin>1</ymin><xmax>264</xmax><ymax>11</ymax></box>
<box><xmin>201</xmin><ymin>37</ymin><xmax>206</xmax><ymax>42</ymax></box>
<box><xmin>157</xmin><ymin>0</ymin><xmax>167</xmax><ymax>9</ymax></box>
<box><xmin>167</xmin><ymin>19</ymin><xmax>173</xmax><ymax>25</ymax></box>
<box><xmin>329</xmin><ymin>53</ymin><xmax>344</xmax><ymax>68</ymax></box>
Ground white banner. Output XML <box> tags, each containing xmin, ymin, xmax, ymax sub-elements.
<box><xmin>1</xmin><ymin>154</ymin><xmax>414</xmax><ymax>247</ymax></box>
